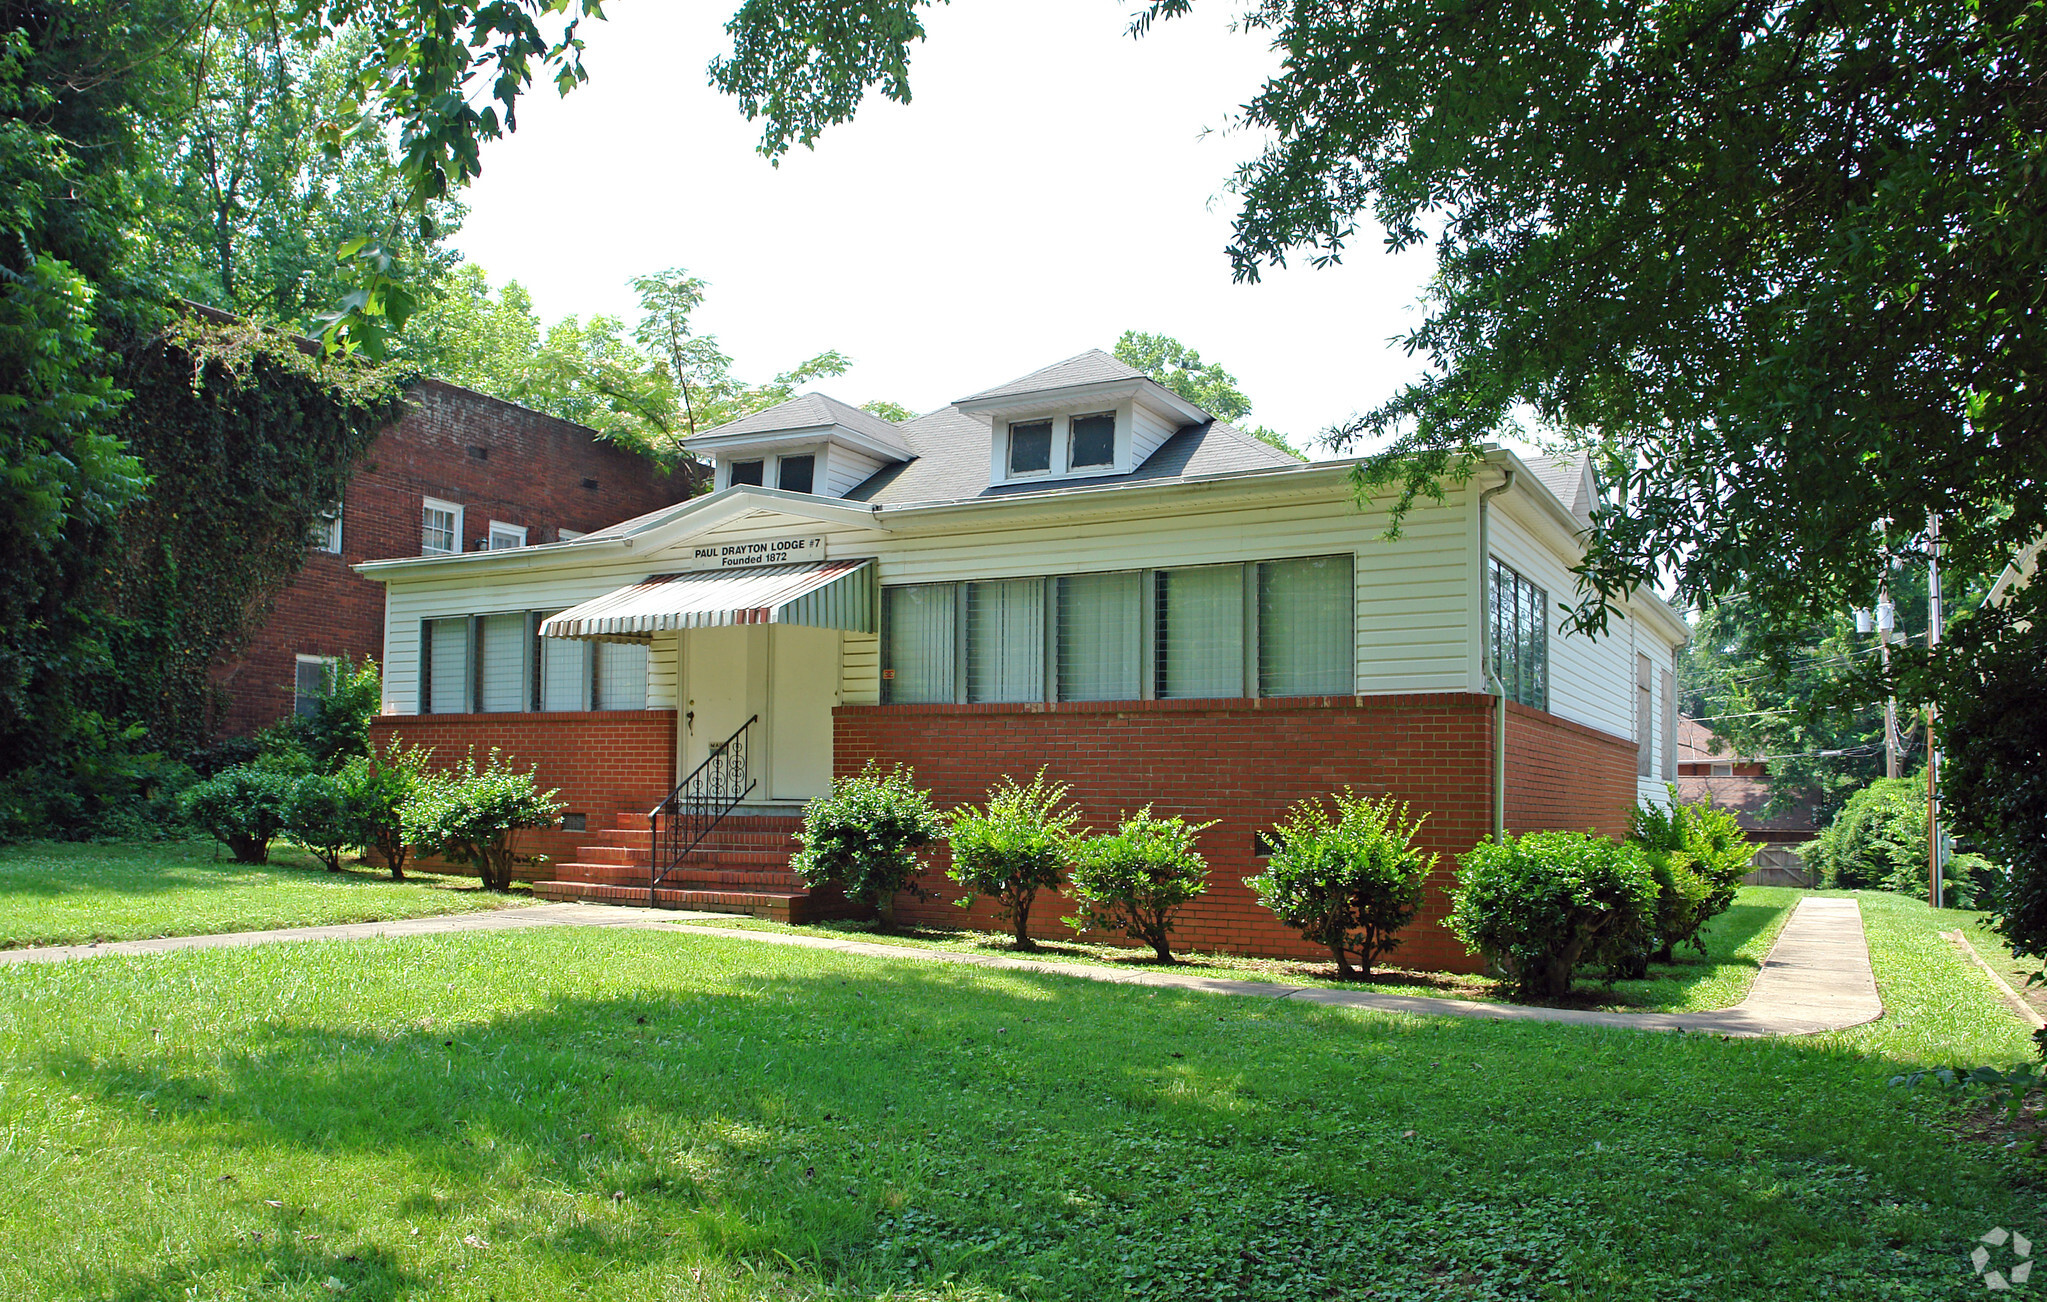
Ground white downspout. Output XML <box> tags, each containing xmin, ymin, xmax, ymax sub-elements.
<box><xmin>1478</xmin><ymin>470</ymin><xmax>1517</xmax><ymax>843</ymax></box>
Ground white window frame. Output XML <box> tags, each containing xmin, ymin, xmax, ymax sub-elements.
<box><xmin>994</xmin><ymin>403</ymin><xmax>1133</xmax><ymax>486</ymax></box>
<box><xmin>1004</xmin><ymin>419</ymin><xmax>1057</xmax><ymax>482</ymax></box>
<box><xmin>310</xmin><ymin>500</ymin><xmax>342</xmax><ymax>554</ymax></box>
<box><xmin>1710</xmin><ymin>762</ymin><xmax>1734</xmax><ymax>777</ymax></box>
<box><xmin>1065</xmin><ymin>410</ymin><xmax>1119</xmax><ymax>472</ymax></box>
<box><xmin>422</xmin><ymin>496</ymin><xmax>463</xmax><ymax>555</ymax></box>
<box><xmin>557</xmin><ymin>528</ymin><xmax>586</xmax><ymax>542</ymax></box>
<box><xmin>488</xmin><ymin>520</ymin><xmax>527</xmax><ymax>550</ymax></box>
<box><xmin>294</xmin><ymin>654</ymin><xmax>338</xmax><ymax>719</ymax></box>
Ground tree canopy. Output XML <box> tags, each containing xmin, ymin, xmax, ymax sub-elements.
<box><xmin>1112</xmin><ymin>331</ymin><xmax>1302</xmax><ymax>459</ymax></box>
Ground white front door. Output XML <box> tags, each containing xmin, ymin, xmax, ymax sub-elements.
<box><xmin>681</xmin><ymin>625</ymin><xmax>760</xmax><ymax>785</ymax></box>
<box><xmin>769</xmin><ymin>625</ymin><xmax>840</xmax><ymax>801</ymax></box>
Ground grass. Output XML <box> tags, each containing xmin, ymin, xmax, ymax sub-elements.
<box><xmin>0</xmin><ymin>839</ymin><xmax>519</xmax><ymax>949</ymax></box>
<box><xmin>674</xmin><ymin>885</ymin><xmax>1805</xmax><ymax>1015</ymax></box>
<box><xmin>0</xmin><ymin>888</ymin><xmax>2038</xmax><ymax>1300</ymax></box>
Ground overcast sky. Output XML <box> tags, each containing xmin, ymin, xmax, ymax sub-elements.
<box><xmin>450</xmin><ymin>0</ymin><xmax>1440</xmax><ymax>451</ymax></box>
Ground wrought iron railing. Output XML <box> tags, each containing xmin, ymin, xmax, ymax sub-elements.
<box><xmin>648</xmin><ymin>714</ymin><xmax>758</xmax><ymax>904</ymax></box>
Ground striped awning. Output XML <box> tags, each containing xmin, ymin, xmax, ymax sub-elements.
<box><xmin>538</xmin><ymin>559</ymin><xmax>875</xmax><ymax>639</ymax></box>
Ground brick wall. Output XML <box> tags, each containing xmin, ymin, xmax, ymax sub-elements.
<box><xmin>368</xmin><ymin>710</ymin><xmax>677</xmax><ymax>876</ymax></box>
<box><xmin>213</xmin><ymin>380</ymin><xmax>697</xmax><ymax>736</ymax></box>
<box><xmin>834</xmin><ymin>694</ymin><xmax>1640</xmax><ymax>974</ymax></box>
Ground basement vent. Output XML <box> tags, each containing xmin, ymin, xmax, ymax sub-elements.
<box><xmin>1253</xmin><ymin>831</ymin><xmax>1279</xmax><ymax>858</ymax></box>
<box><xmin>468</xmin><ymin>445</ymin><xmax>489</xmax><ymax>460</ymax></box>
<box><xmin>560</xmin><ymin>813</ymin><xmax>587</xmax><ymax>833</ymax></box>
<box><xmin>581</xmin><ymin>477</ymin><xmax>600</xmax><ymax>491</ymax></box>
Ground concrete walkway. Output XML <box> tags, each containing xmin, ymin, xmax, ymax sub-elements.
<box><xmin>1</xmin><ymin>896</ymin><xmax>1882</xmax><ymax>1037</ymax></box>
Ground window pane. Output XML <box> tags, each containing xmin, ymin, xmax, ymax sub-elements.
<box><xmin>967</xmin><ymin>578</ymin><xmax>1043</xmax><ymax>702</ymax></box>
<box><xmin>1070</xmin><ymin>413</ymin><xmax>1115</xmax><ymax>468</ymax></box>
<box><xmin>1008</xmin><ymin>421</ymin><xmax>1052</xmax><ymax>475</ymax></box>
<box><xmin>597</xmin><ymin>640</ymin><xmax>648</xmax><ymax>710</ymax></box>
<box><xmin>428</xmin><ymin>617</ymin><xmax>469</xmax><ymax>713</ymax></box>
<box><xmin>1257</xmin><ymin>555</ymin><xmax>1353</xmax><ymax>697</ymax></box>
<box><xmin>777</xmin><ymin>455</ymin><xmax>815</xmax><ymax>494</ymax></box>
<box><xmin>541</xmin><ymin>636</ymin><xmax>589</xmax><ymax>711</ymax></box>
<box><xmin>294</xmin><ymin>659</ymin><xmax>331</xmax><ymax>719</ymax></box>
<box><xmin>1056</xmin><ymin>571</ymin><xmax>1141</xmax><ymax>701</ymax></box>
<box><xmin>730</xmin><ymin>460</ymin><xmax>764</xmax><ymax>487</ymax></box>
<box><xmin>1156</xmin><ymin>565</ymin><xmax>1243</xmax><ymax>699</ymax></box>
<box><xmin>883</xmin><ymin>584</ymin><xmax>957</xmax><ymax>704</ymax></box>
<box><xmin>479</xmin><ymin>613</ymin><xmax>528</xmax><ymax>712</ymax></box>
<box><xmin>423</xmin><ymin>505</ymin><xmax>456</xmax><ymax>555</ymax></box>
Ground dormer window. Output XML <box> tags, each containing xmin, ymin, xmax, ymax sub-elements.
<box><xmin>777</xmin><ymin>454</ymin><xmax>816</xmax><ymax>494</ymax></box>
<box><xmin>730</xmin><ymin>459</ymin><xmax>765</xmax><ymax>486</ymax></box>
<box><xmin>1069</xmin><ymin>413</ymin><xmax>1116</xmax><ymax>469</ymax></box>
<box><xmin>1008</xmin><ymin>421</ymin><xmax>1053</xmax><ymax>476</ymax></box>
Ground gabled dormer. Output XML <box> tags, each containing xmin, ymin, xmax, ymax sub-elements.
<box><xmin>687</xmin><ymin>394</ymin><xmax>914</xmax><ymax>499</ymax></box>
<box><xmin>953</xmin><ymin>350</ymin><xmax>1213</xmax><ymax>489</ymax></box>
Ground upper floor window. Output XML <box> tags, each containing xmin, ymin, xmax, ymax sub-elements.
<box><xmin>294</xmin><ymin>654</ymin><xmax>336</xmax><ymax>719</ymax></box>
<box><xmin>422</xmin><ymin>497</ymin><xmax>462</xmax><ymax>555</ymax></box>
<box><xmin>1491</xmin><ymin>557</ymin><xmax>1548</xmax><ymax>710</ymax></box>
<box><xmin>488</xmin><ymin>521</ymin><xmax>527</xmax><ymax>550</ymax></box>
<box><xmin>1710</xmin><ymin>762</ymin><xmax>1733</xmax><ymax>777</ymax></box>
<box><xmin>777</xmin><ymin>454</ymin><xmax>816</xmax><ymax>494</ymax></box>
<box><xmin>1007</xmin><ymin>420</ymin><xmax>1053</xmax><ymax>476</ymax></box>
<box><xmin>309</xmin><ymin>501</ymin><xmax>342</xmax><ymax>554</ymax></box>
<box><xmin>1069</xmin><ymin>413</ymin><xmax>1116</xmax><ymax>469</ymax></box>
<box><xmin>730</xmin><ymin>459</ymin><xmax>765</xmax><ymax>487</ymax></box>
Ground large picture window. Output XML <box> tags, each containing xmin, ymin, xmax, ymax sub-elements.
<box><xmin>883</xmin><ymin>584</ymin><xmax>957</xmax><ymax>704</ymax></box>
<box><xmin>1492</xmin><ymin>558</ymin><xmax>1549</xmax><ymax>710</ymax></box>
<box><xmin>1256</xmin><ymin>556</ymin><xmax>1354</xmax><ymax>697</ymax></box>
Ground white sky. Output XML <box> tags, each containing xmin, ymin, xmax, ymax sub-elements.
<box><xmin>451</xmin><ymin>0</ymin><xmax>1439</xmax><ymax>450</ymax></box>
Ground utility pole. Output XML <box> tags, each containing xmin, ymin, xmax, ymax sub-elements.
<box><xmin>1927</xmin><ymin>513</ymin><xmax>1945</xmax><ymax>910</ymax></box>
<box><xmin>1875</xmin><ymin>584</ymin><xmax>1900</xmax><ymax>780</ymax></box>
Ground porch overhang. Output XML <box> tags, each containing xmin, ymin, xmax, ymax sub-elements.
<box><xmin>538</xmin><ymin>559</ymin><xmax>876</xmax><ymax>640</ymax></box>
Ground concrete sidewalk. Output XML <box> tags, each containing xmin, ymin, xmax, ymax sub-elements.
<box><xmin>1</xmin><ymin>896</ymin><xmax>1882</xmax><ymax>1037</ymax></box>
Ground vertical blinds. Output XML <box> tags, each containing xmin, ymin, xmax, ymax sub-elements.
<box><xmin>967</xmin><ymin>579</ymin><xmax>1044</xmax><ymax>703</ymax></box>
<box><xmin>883</xmin><ymin>584</ymin><xmax>956</xmax><ymax>704</ymax></box>
<box><xmin>598</xmin><ymin>640</ymin><xmax>649</xmax><ymax>711</ymax></box>
<box><xmin>427</xmin><ymin>617</ymin><xmax>470</xmax><ymax>714</ymax></box>
<box><xmin>541</xmin><ymin>635</ymin><xmax>590</xmax><ymax>712</ymax></box>
<box><xmin>479</xmin><ymin>613</ymin><xmax>528</xmax><ymax>712</ymax></box>
<box><xmin>1257</xmin><ymin>555</ymin><xmax>1354</xmax><ymax>697</ymax></box>
<box><xmin>1154</xmin><ymin>565</ymin><xmax>1243</xmax><ymax>699</ymax></box>
<box><xmin>1057</xmin><ymin>571</ymin><xmax>1142</xmax><ymax>701</ymax></box>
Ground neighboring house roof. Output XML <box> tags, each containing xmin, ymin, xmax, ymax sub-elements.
<box><xmin>841</xmin><ymin>404</ymin><xmax>1300</xmax><ymax>506</ymax></box>
<box><xmin>1678</xmin><ymin>715</ymin><xmax>1748</xmax><ymax>765</ymax></box>
<box><xmin>1988</xmin><ymin>534</ymin><xmax>2042</xmax><ymax>607</ymax></box>
<box><xmin>688</xmin><ymin>392</ymin><xmax>913</xmax><ymax>457</ymax></box>
<box><xmin>956</xmin><ymin>349</ymin><xmax>1148</xmax><ymax>403</ymax></box>
<box><xmin>1675</xmin><ymin>775</ymin><xmax>1823</xmax><ymax>840</ymax></box>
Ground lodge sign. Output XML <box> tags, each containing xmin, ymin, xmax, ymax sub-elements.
<box><xmin>684</xmin><ymin>535</ymin><xmax>825</xmax><ymax>571</ymax></box>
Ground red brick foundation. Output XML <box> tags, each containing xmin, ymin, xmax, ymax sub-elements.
<box><xmin>834</xmin><ymin>694</ymin><xmax>1639</xmax><ymax>974</ymax></box>
<box><xmin>368</xmin><ymin>711</ymin><xmax>677</xmax><ymax>877</ymax></box>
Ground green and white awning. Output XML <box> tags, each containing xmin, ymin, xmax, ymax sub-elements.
<box><xmin>538</xmin><ymin>559</ymin><xmax>875</xmax><ymax>639</ymax></box>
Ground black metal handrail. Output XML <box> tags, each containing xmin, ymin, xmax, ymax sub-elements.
<box><xmin>648</xmin><ymin>714</ymin><xmax>758</xmax><ymax>904</ymax></box>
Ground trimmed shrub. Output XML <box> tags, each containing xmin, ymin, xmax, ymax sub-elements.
<box><xmin>1801</xmin><ymin>774</ymin><xmax>1996</xmax><ymax>909</ymax></box>
<box><xmin>293</xmin><ymin>657</ymin><xmax>381</xmax><ymax>771</ymax></box>
<box><xmin>1066</xmin><ymin>808</ymin><xmax>1214</xmax><ymax>963</ymax></box>
<box><xmin>399</xmin><ymin>749</ymin><xmax>563</xmax><ymax>892</ymax></box>
<box><xmin>946</xmin><ymin>769</ymin><xmax>1084</xmax><ymax>951</ymax></box>
<box><xmin>1615</xmin><ymin>786</ymin><xmax>1757</xmax><ymax>973</ymax></box>
<box><xmin>181</xmin><ymin>765</ymin><xmax>297</xmax><ymax>863</ymax></box>
<box><xmin>1447</xmin><ymin>831</ymin><xmax>1660</xmax><ymax>998</ymax></box>
<box><xmin>283</xmin><ymin>772</ymin><xmax>352</xmax><ymax>871</ymax></box>
<box><xmin>791</xmin><ymin>763</ymin><xmax>944</xmax><ymax>930</ymax></box>
<box><xmin>334</xmin><ymin>739</ymin><xmax>434</xmax><ymax>880</ymax></box>
<box><xmin>1247</xmin><ymin>791</ymin><xmax>1437</xmax><ymax>980</ymax></box>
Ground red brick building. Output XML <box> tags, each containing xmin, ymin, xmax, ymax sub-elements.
<box><xmin>212</xmin><ymin>379</ymin><xmax>697</xmax><ymax>736</ymax></box>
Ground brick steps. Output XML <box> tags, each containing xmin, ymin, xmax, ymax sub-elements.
<box><xmin>541</xmin><ymin>808</ymin><xmax>858</xmax><ymax>923</ymax></box>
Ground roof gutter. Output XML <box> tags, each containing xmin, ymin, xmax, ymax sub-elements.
<box><xmin>1479</xmin><ymin>468</ymin><xmax>1517</xmax><ymax>844</ymax></box>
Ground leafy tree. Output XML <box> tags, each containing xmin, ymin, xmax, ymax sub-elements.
<box><xmin>400</xmin><ymin>748</ymin><xmax>564</xmax><ymax>892</ymax></box>
<box><xmin>790</xmin><ymin>763</ymin><xmax>944</xmax><ymax>930</ymax></box>
<box><xmin>1800</xmin><ymin>774</ymin><xmax>1997</xmax><ymax>911</ymax></box>
<box><xmin>945</xmin><ymin>769</ymin><xmax>1084</xmax><ymax>952</ymax></box>
<box><xmin>1112</xmin><ymin>330</ymin><xmax>1301</xmax><ymax>459</ymax></box>
<box><xmin>1248</xmin><ymin>791</ymin><xmax>1436</xmax><ymax>979</ymax></box>
<box><xmin>1066</xmin><ymin>808</ymin><xmax>1213</xmax><ymax>963</ymax></box>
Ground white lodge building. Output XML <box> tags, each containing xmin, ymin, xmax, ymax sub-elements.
<box><xmin>362</xmin><ymin>351</ymin><xmax>1689</xmax><ymax>970</ymax></box>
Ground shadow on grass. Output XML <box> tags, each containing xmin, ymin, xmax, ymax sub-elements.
<box><xmin>0</xmin><ymin>839</ymin><xmax>499</xmax><ymax>902</ymax></box>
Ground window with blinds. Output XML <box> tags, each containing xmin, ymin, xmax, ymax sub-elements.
<box><xmin>541</xmin><ymin>634</ymin><xmax>591</xmax><ymax>712</ymax></box>
<box><xmin>1257</xmin><ymin>555</ymin><xmax>1354</xmax><ymax>697</ymax></box>
<box><xmin>967</xmin><ymin>578</ymin><xmax>1043</xmax><ymax>703</ymax></box>
<box><xmin>1056</xmin><ymin>571</ymin><xmax>1142</xmax><ymax>701</ymax></box>
<box><xmin>1154</xmin><ymin>565</ymin><xmax>1244</xmax><ymax>699</ymax></box>
<box><xmin>478</xmin><ymin>613</ymin><xmax>530</xmax><ymax>712</ymax></box>
<box><xmin>883</xmin><ymin>584</ymin><xmax>957</xmax><ymax>704</ymax></box>
<box><xmin>426</xmin><ymin>617</ymin><xmax>470</xmax><ymax>713</ymax></box>
<box><xmin>597</xmin><ymin>640</ymin><xmax>649</xmax><ymax>711</ymax></box>
<box><xmin>1492</xmin><ymin>559</ymin><xmax>1549</xmax><ymax>710</ymax></box>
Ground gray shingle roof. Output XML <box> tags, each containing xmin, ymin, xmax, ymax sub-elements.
<box><xmin>1530</xmin><ymin>451</ymin><xmax>1593</xmax><ymax>519</ymax></box>
<box><xmin>688</xmin><ymin>392</ymin><xmax>911</xmax><ymax>455</ymax></box>
<box><xmin>957</xmin><ymin>349</ymin><xmax>1147</xmax><ymax>403</ymax></box>
<box><xmin>842</xmin><ymin>403</ymin><xmax>1301</xmax><ymax>506</ymax></box>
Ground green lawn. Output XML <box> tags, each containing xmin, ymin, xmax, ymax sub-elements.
<box><xmin>0</xmin><ymin>839</ymin><xmax>518</xmax><ymax>949</ymax></box>
<box><xmin>677</xmin><ymin>885</ymin><xmax>1804</xmax><ymax>1014</ymax></box>
<box><xmin>0</xmin><ymin>888</ymin><xmax>2036</xmax><ymax>1300</ymax></box>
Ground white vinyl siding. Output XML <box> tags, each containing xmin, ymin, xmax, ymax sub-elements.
<box><xmin>541</xmin><ymin>636</ymin><xmax>591</xmax><ymax>712</ymax></box>
<box><xmin>426</xmin><ymin>617</ymin><xmax>471</xmax><ymax>714</ymax></box>
<box><xmin>1256</xmin><ymin>555</ymin><xmax>1354</xmax><ymax>697</ymax></box>
<box><xmin>597</xmin><ymin>640</ymin><xmax>649</xmax><ymax>711</ymax></box>
<box><xmin>966</xmin><ymin>579</ymin><xmax>1044</xmax><ymax>703</ymax></box>
<box><xmin>883</xmin><ymin>584</ymin><xmax>957</xmax><ymax>704</ymax></box>
<box><xmin>1056</xmin><ymin>571</ymin><xmax>1142</xmax><ymax>702</ymax></box>
<box><xmin>824</xmin><ymin>446</ymin><xmax>888</xmax><ymax>499</ymax></box>
<box><xmin>1128</xmin><ymin>400</ymin><xmax>1179</xmax><ymax>466</ymax></box>
<box><xmin>1154</xmin><ymin>565</ymin><xmax>1244</xmax><ymax>700</ymax></box>
<box><xmin>841</xmin><ymin>631</ymin><xmax>881</xmax><ymax>706</ymax></box>
<box><xmin>478</xmin><ymin>613</ymin><xmax>530</xmax><ymax>712</ymax></box>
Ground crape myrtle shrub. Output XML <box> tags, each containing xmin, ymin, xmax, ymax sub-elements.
<box><xmin>1448</xmin><ymin>831</ymin><xmax>1659</xmax><ymax>999</ymax></box>
<box><xmin>1065</xmin><ymin>807</ymin><xmax>1213</xmax><ymax>963</ymax></box>
<box><xmin>1616</xmin><ymin>787</ymin><xmax>1756</xmax><ymax>974</ymax></box>
<box><xmin>400</xmin><ymin>748</ymin><xmax>563</xmax><ymax>892</ymax></box>
<box><xmin>792</xmin><ymin>763</ymin><xmax>944</xmax><ymax>930</ymax></box>
<box><xmin>946</xmin><ymin>769</ymin><xmax>1084</xmax><ymax>952</ymax></box>
<box><xmin>1247</xmin><ymin>791</ymin><xmax>1436</xmax><ymax>980</ymax></box>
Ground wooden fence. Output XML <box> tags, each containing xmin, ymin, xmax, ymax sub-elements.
<box><xmin>1742</xmin><ymin>844</ymin><xmax>1814</xmax><ymax>888</ymax></box>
